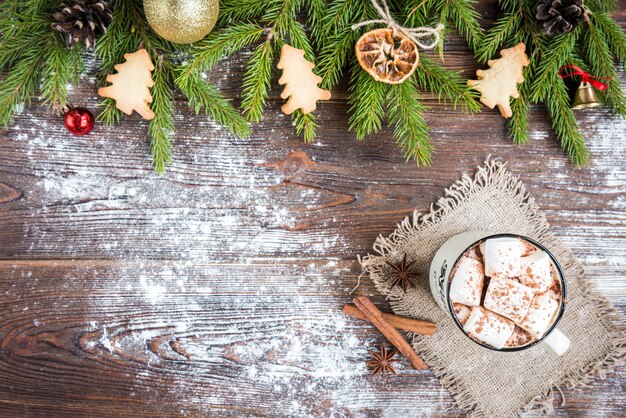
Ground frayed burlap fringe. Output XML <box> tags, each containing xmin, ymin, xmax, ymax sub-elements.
<box><xmin>360</xmin><ymin>158</ymin><xmax>626</xmax><ymax>417</ymax></box>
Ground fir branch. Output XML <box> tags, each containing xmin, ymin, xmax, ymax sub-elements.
<box><xmin>241</xmin><ymin>40</ymin><xmax>273</xmax><ymax>123</ymax></box>
<box><xmin>348</xmin><ymin>62</ymin><xmax>388</xmax><ymax>140</ymax></box>
<box><xmin>148</xmin><ymin>57</ymin><xmax>175</xmax><ymax>175</ymax></box>
<box><xmin>287</xmin><ymin>19</ymin><xmax>314</xmax><ymax>61</ymax></box>
<box><xmin>95</xmin><ymin>0</ymin><xmax>146</xmax><ymax>127</ymax></box>
<box><xmin>219</xmin><ymin>0</ymin><xmax>279</xmax><ymax>23</ymax></box>
<box><xmin>95</xmin><ymin>0</ymin><xmax>142</xmax><ymax>74</ymax></box>
<box><xmin>306</xmin><ymin>0</ymin><xmax>328</xmax><ymax>48</ymax></box>
<box><xmin>293</xmin><ymin>111</ymin><xmax>318</xmax><ymax>142</ymax></box>
<box><xmin>529</xmin><ymin>29</ymin><xmax>580</xmax><ymax>103</ymax></box>
<box><xmin>98</xmin><ymin>98</ymin><xmax>121</xmax><ymax>125</ymax></box>
<box><xmin>317</xmin><ymin>28</ymin><xmax>362</xmax><ymax>90</ymax></box>
<box><xmin>40</xmin><ymin>35</ymin><xmax>80</xmax><ymax>112</ymax></box>
<box><xmin>507</xmin><ymin>61</ymin><xmax>535</xmax><ymax>146</ymax></box>
<box><xmin>582</xmin><ymin>19</ymin><xmax>626</xmax><ymax>116</ymax></box>
<box><xmin>265</xmin><ymin>0</ymin><xmax>296</xmax><ymax>39</ymax></box>
<box><xmin>476</xmin><ymin>12</ymin><xmax>523</xmax><ymax>63</ymax></box>
<box><xmin>414</xmin><ymin>57</ymin><xmax>482</xmax><ymax>113</ymax></box>
<box><xmin>177</xmin><ymin>23</ymin><xmax>264</xmax><ymax>82</ymax></box>
<box><xmin>0</xmin><ymin>16</ymin><xmax>50</xmax><ymax>70</ymax></box>
<box><xmin>435</xmin><ymin>0</ymin><xmax>484</xmax><ymax>51</ymax></box>
<box><xmin>403</xmin><ymin>0</ymin><xmax>433</xmax><ymax>26</ymax></box>
<box><xmin>175</xmin><ymin>70</ymin><xmax>250</xmax><ymax>139</ymax></box>
<box><xmin>585</xmin><ymin>0</ymin><xmax>616</xmax><ymax>13</ymax></box>
<box><xmin>590</xmin><ymin>11</ymin><xmax>626</xmax><ymax>67</ymax></box>
<box><xmin>322</xmin><ymin>0</ymin><xmax>367</xmax><ymax>37</ymax></box>
<box><xmin>507</xmin><ymin>86</ymin><xmax>530</xmax><ymax>145</ymax></box>
<box><xmin>547</xmin><ymin>74</ymin><xmax>589</xmax><ymax>166</ymax></box>
<box><xmin>498</xmin><ymin>0</ymin><xmax>523</xmax><ymax>14</ymax></box>
<box><xmin>0</xmin><ymin>46</ymin><xmax>45</xmax><ymax>126</ymax></box>
<box><xmin>317</xmin><ymin>0</ymin><xmax>368</xmax><ymax>90</ymax></box>
<box><xmin>387</xmin><ymin>79</ymin><xmax>432</xmax><ymax>165</ymax></box>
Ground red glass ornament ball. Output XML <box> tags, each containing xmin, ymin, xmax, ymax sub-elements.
<box><xmin>64</xmin><ymin>107</ymin><xmax>95</xmax><ymax>136</ymax></box>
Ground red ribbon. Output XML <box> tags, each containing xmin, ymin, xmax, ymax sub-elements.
<box><xmin>558</xmin><ymin>65</ymin><xmax>609</xmax><ymax>91</ymax></box>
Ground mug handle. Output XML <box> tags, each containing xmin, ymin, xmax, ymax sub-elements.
<box><xmin>539</xmin><ymin>328</ymin><xmax>570</xmax><ymax>356</ymax></box>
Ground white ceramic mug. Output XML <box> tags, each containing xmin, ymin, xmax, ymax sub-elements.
<box><xmin>429</xmin><ymin>231</ymin><xmax>570</xmax><ymax>355</ymax></box>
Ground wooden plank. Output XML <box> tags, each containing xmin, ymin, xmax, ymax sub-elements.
<box><xmin>0</xmin><ymin>0</ymin><xmax>624</xmax><ymax>415</ymax></box>
<box><xmin>0</xmin><ymin>262</ymin><xmax>623</xmax><ymax>416</ymax></box>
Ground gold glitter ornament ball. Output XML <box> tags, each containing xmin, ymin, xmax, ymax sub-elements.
<box><xmin>143</xmin><ymin>0</ymin><xmax>219</xmax><ymax>44</ymax></box>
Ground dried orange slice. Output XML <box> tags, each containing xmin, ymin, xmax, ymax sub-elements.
<box><xmin>355</xmin><ymin>28</ymin><xmax>419</xmax><ymax>84</ymax></box>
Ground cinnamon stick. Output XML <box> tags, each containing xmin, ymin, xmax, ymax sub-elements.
<box><xmin>352</xmin><ymin>296</ymin><xmax>427</xmax><ymax>370</ymax></box>
<box><xmin>342</xmin><ymin>304</ymin><xmax>436</xmax><ymax>336</ymax></box>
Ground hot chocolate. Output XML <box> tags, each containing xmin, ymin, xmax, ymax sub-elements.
<box><xmin>449</xmin><ymin>236</ymin><xmax>563</xmax><ymax>349</ymax></box>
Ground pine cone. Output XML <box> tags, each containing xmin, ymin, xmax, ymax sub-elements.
<box><xmin>51</xmin><ymin>1</ymin><xmax>112</xmax><ymax>49</ymax></box>
<box><xmin>535</xmin><ymin>0</ymin><xmax>588</xmax><ymax>36</ymax></box>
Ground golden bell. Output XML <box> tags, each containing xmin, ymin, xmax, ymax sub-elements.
<box><xmin>571</xmin><ymin>81</ymin><xmax>601</xmax><ymax>109</ymax></box>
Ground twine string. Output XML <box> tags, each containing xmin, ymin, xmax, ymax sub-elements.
<box><xmin>351</xmin><ymin>0</ymin><xmax>444</xmax><ymax>49</ymax></box>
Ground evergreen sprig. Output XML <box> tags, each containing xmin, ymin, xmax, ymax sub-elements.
<box><xmin>0</xmin><ymin>0</ymin><xmax>248</xmax><ymax>174</ymax></box>
<box><xmin>477</xmin><ymin>0</ymin><xmax>626</xmax><ymax>166</ymax></box>
<box><xmin>402</xmin><ymin>0</ymin><xmax>484</xmax><ymax>54</ymax></box>
<box><xmin>179</xmin><ymin>0</ymin><xmax>323</xmax><ymax>142</ymax></box>
<box><xmin>320</xmin><ymin>0</ymin><xmax>482</xmax><ymax>165</ymax></box>
<box><xmin>0</xmin><ymin>0</ymin><xmax>71</xmax><ymax>125</ymax></box>
<box><xmin>95</xmin><ymin>0</ymin><xmax>248</xmax><ymax>174</ymax></box>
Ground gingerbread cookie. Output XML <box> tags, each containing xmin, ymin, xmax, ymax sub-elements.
<box><xmin>98</xmin><ymin>48</ymin><xmax>155</xmax><ymax>120</ymax></box>
<box><xmin>468</xmin><ymin>43</ymin><xmax>530</xmax><ymax>118</ymax></box>
<box><xmin>277</xmin><ymin>45</ymin><xmax>331</xmax><ymax>115</ymax></box>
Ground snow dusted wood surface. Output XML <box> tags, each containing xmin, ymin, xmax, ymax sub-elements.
<box><xmin>0</xmin><ymin>2</ymin><xmax>625</xmax><ymax>416</ymax></box>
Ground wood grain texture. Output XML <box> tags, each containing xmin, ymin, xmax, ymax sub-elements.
<box><xmin>0</xmin><ymin>1</ymin><xmax>625</xmax><ymax>416</ymax></box>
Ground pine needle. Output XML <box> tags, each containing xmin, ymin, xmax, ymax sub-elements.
<box><xmin>507</xmin><ymin>96</ymin><xmax>530</xmax><ymax>145</ymax></box>
<box><xmin>148</xmin><ymin>57</ymin><xmax>175</xmax><ymax>175</ymax></box>
<box><xmin>436</xmin><ymin>0</ymin><xmax>484</xmax><ymax>51</ymax></box>
<box><xmin>546</xmin><ymin>74</ymin><xmax>589</xmax><ymax>166</ymax></box>
<box><xmin>241</xmin><ymin>41</ymin><xmax>274</xmax><ymax>123</ymax></box>
<box><xmin>415</xmin><ymin>57</ymin><xmax>482</xmax><ymax>113</ymax></box>
<box><xmin>178</xmin><ymin>23</ymin><xmax>264</xmax><ymax>82</ymax></box>
<box><xmin>590</xmin><ymin>11</ymin><xmax>626</xmax><ymax>67</ymax></box>
<box><xmin>175</xmin><ymin>70</ymin><xmax>250</xmax><ymax>138</ymax></box>
<box><xmin>475</xmin><ymin>0</ymin><xmax>624</xmax><ymax>166</ymax></box>
<box><xmin>348</xmin><ymin>63</ymin><xmax>387</xmax><ymax>140</ymax></box>
<box><xmin>476</xmin><ymin>12</ymin><xmax>523</xmax><ymax>63</ymax></box>
<box><xmin>387</xmin><ymin>80</ymin><xmax>432</xmax><ymax>165</ymax></box>
<box><xmin>530</xmin><ymin>29</ymin><xmax>580</xmax><ymax>103</ymax></box>
<box><xmin>317</xmin><ymin>29</ymin><xmax>362</xmax><ymax>90</ymax></box>
<box><xmin>582</xmin><ymin>18</ymin><xmax>626</xmax><ymax>116</ymax></box>
<box><xmin>293</xmin><ymin>111</ymin><xmax>319</xmax><ymax>142</ymax></box>
<box><xmin>40</xmin><ymin>35</ymin><xmax>76</xmax><ymax>112</ymax></box>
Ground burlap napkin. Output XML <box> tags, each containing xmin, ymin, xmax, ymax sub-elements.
<box><xmin>360</xmin><ymin>159</ymin><xmax>625</xmax><ymax>418</ymax></box>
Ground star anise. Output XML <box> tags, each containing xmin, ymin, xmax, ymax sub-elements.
<box><xmin>367</xmin><ymin>345</ymin><xmax>398</xmax><ymax>376</ymax></box>
<box><xmin>385</xmin><ymin>254</ymin><xmax>417</xmax><ymax>292</ymax></box>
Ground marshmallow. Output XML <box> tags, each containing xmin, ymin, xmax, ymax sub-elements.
<box><xmin>483</xmin><ymin>277</ymin><xmax>534</xmax><ymax>323</ymax></box>
<box><xmin>518</xmin><ymin>292</ymin><xmax>560</xmax><ymax>339</ymax></box>
<box><xmin>449</xmin><ymin>257</ymin><xmax>485</xmax><ymax>306</ymax></box>
<box><xmin>505</xmin><ymin>326</ymin><xmax>534</xmax><ymax>348</ymax></box>
<box><xmin>481</xmin><ymin>237</ymin><xmax>523</xmax><ymax>278</ymax></box>
<box><xmin>463</xmin><ymin>306</ymin><xmax>515</xmax><ymax>349</ymax></box>
<box><xmin>453</xmin><ymin>303</ymin><xmax>472</xmax><ymax>324</ymax></box>
<box><xmin>519</xmin><ymin>250</ymin><xmax>553</xmax><ymax>293</ymax></box>
<box><xmin>520</xmin><ymin>240</ymin><xmax>537</xmax><ymax>257</ymax></box>
<box><xmin>464</xmin><ymin>245</ymin><xmax>483</xmax><ymax>262</ymax></box>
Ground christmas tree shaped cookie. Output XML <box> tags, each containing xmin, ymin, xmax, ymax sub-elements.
<box><xmin>468</xmin><ymin>43</ymin><xmax>530</xmax><ymax>118</ymax></box>
<box><xmin>277</xmin><ymin>45</ymin><xmax>331</xmax><ymax>115</ymax></box>
<box><xmin>98</xmin><ymin>48</ymin><xmax>155</xmax><ymax>120</ymax></box>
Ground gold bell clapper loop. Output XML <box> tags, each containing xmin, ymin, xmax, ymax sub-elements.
<box><xmin>572</xmin><ymin>81</ymin><xmax>602</xmax><ymax>109</ymax></box>
<box><xmin>558</xmin><ymin>65</ymin><xmax>609</xmax><ymax>109</ymax></box>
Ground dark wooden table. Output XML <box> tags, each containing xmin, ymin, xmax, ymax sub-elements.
<box><xmin>1</xmin><ymin>1</ymin><xmax>625</xmax><ymax>416</ymax></box>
